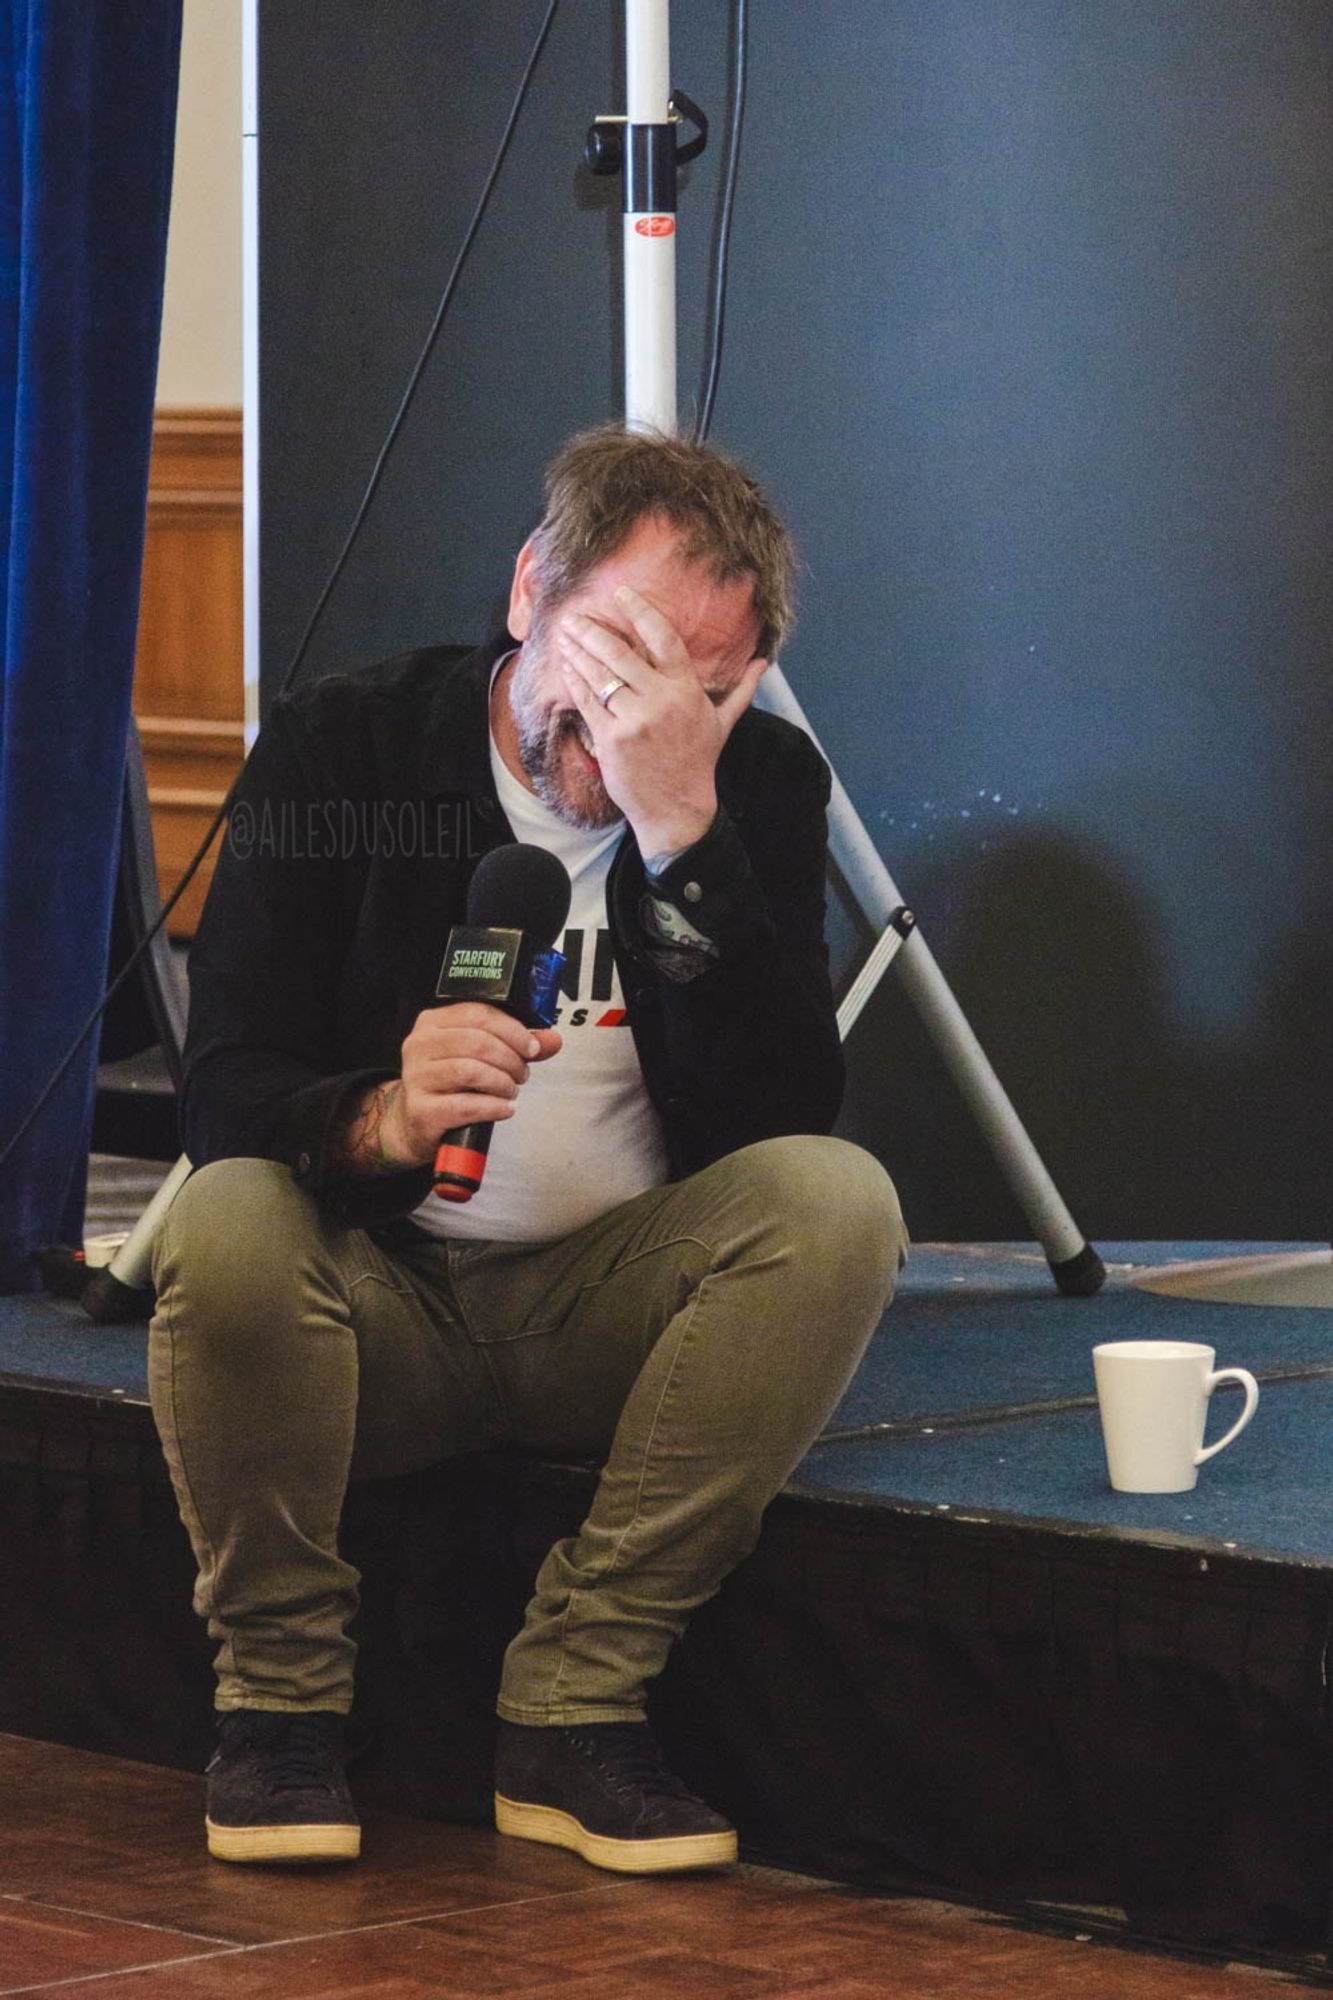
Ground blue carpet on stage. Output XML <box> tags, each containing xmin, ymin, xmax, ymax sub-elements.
<box><xmin>0</xmin><ymin>1294</ymin><xmax>148</xmax><ymax>1400</ymax></box>
<box><xmin>831</xmin><ymin>1240</ymin><xmax>1333</xmax><ymax>1424</ymax></box>
<box><xmin>3</xmin><ymin>1240</ymin><xmax>1329</xmax><ymax>1562</ymax></box>
<box><xmin>801</xmin><ymin>1383</ymin><xmax>1333</xmax><ymax>1558</ymax></box>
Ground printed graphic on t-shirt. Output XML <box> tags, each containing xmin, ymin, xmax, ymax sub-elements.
<box><xmin>553</xmin><ymin>927</ymin><xmax>627</xmax><ymax>1029</ymax></box>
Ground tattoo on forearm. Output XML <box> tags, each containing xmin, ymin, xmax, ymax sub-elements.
<box><xmin>327</xmin><ymin>1079</ymin><xmax>408</xmax><ymax>1178</ymax></box>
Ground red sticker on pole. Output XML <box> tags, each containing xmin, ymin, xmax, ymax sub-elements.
<box><xmin>634</xmin><ymin>215</ymin><xmax>675</xmax><ymax>237</ymax></box>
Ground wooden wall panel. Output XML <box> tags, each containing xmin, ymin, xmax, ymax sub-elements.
<box><xmin>133</xmin><ymin>408</ymin><xmax>243</xmax><ymax>936</ymax></box>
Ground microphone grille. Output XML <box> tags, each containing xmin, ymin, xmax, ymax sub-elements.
<box><xmin>465</xmin><ymin>843</ymin><xmax>572</xmax><ymax>944</ymax></box>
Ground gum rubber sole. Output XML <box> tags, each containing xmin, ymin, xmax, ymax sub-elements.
<box><xmin>205</xmin><ymin>1816</ymin><xmax>361</xmax><ymax>1864</ymax></box>
<box><xmin>494</xmin><ymin>1792</ymin><xmax>737</xmax><ymax>1874</ymax></box>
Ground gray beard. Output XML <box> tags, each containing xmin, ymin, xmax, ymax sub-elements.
<box><xmin>509</xmin><ymin>633</ymin><xmax>622</xmax><ymax>831</ymax></box>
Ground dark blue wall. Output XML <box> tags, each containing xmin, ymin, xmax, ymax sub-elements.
<box><xmin>259</xmin><ymin>2</ymin><xmax>1333</xmax><ymax>1238</ymax></box>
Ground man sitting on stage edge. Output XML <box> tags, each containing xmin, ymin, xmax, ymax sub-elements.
<box><xmin>149</xmin><ymin>425</ymin><xmax>906</xmax><ymax>1873</ymax></box>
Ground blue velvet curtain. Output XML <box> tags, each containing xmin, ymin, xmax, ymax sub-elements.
<box><xmin>0</xmin><ymin>2</ymin><xmax>182</xmax><ymax>1290</ymax></box>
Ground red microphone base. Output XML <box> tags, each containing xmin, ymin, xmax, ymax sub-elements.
<box><xmin>433</xmin><ymin>1144</ymin><xmax>488</xmax><ymax>1202</ymax></box>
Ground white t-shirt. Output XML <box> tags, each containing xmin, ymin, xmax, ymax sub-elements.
<box><xmin>409</xmin><ymin>700</ymin><xmax>669</xmax><ymax>1243</ymax></box>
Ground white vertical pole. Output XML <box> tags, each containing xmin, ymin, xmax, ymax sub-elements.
<box><xmin>624</xmin><ymin>0</ymin><xmax>676</xmax><ymax>433</ymax></box>
<box><xmin>240</xmin><ymin>0</ymin><xmax>261</xmax><ymax>747</ymax></box>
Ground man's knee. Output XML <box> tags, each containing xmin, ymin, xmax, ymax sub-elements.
<box><xmin>730</xmin><ymin>1134</ymin><xmax>906</xmax><ymax>1277</ymax></box>
<box><xmin>151</xmin><ymin>1156</ymin><xmax>327</xmax><ymax>1312</ymax></box>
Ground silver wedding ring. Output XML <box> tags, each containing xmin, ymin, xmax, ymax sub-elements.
<box><xmin>596</xmin><ymin>676</ymin><xmax>627</xmax><ymax>710</ymax></box>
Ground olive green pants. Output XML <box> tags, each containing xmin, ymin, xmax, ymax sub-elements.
<box><xmin>148</xmin><ymin>1136</ymin><xmax>904</xmax><ymax>1724</ymax></box>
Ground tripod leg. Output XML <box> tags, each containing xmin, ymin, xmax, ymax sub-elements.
<box><xmin>759</xmin><ymin>667</ymin><xmax>1104</xmax><ymax>1298</ymax></box>
<box><xmin>82</xmin><ymin>1153</ymin><xmax>192</xmax><ymax>1322</ymax></box>
<box><xmin>894</xmin><ymin>930</ymin><xmax>1103</xmax><ymax>1295</ymax></box>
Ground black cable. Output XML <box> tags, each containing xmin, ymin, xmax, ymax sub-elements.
<box><xmin>695</xmin><ymin>0</ymin><xmax>748</xmax><ymax>443</ymax></box>
<box><xmin>0</xmin><ymin>0</ymin><xmax>562</xmax><ymax>1178</ymax></box>
<box><xmin>275</xmin><ymin>0</ymin><xmax>562</xmax><ymax>712</ymax></box>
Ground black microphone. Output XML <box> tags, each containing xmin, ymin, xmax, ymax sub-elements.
<box><xmin>432</xmin><ymin>843</ymin><xmax>571</xmax><ymax>1202</ymax></box>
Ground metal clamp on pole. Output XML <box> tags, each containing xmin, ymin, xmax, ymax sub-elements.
<box><xmin>585</xmin><ymin>94</ymin><xmax>707</xmax><ymax>174</ymax></box>
<box><xmin>584</xmin><ymin>2</ymin><xmax>709</xmax><ymax>435</ymax></box>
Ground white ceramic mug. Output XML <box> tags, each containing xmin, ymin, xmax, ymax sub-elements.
<box><xmin>1092</xmin><ymin>1340</ymin><xmax>1259</xmax><ymax>1493</ymax></box>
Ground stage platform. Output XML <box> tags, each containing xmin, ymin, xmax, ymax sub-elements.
<box><xmin>2</xmin><ymin>1241</ymin><xmax>1331</xmax><ymax>1979</ymax></box>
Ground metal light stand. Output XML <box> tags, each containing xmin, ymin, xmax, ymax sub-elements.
<box><xmin>593</xmin><ymin>0</ymin><xmax>1104</xmax><ymax>1296</ymax></box>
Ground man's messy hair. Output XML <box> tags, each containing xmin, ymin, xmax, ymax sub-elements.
<box><xmin>527</xmin><ymin>425</ymin><xmax>795</xmax><ymax>658</ymax></box>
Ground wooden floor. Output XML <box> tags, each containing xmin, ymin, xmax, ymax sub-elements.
<box><xmin>0</xmin><ymin>1735</ymin><xmax>1323</xmax><ymax>1998</ymax></box>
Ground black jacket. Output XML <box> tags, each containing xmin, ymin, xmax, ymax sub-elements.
<box><xmin>181</xmin><ymin>636</ymin><xmax>843</xmax><ymax>1228</ymax></box>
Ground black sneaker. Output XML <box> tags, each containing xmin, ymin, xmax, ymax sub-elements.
<box><xmin>494</xmin><ymin>1720</ymin><xmax>737</xmax><ymax>1874</ymax></box>
<box><xmin>205</xmin><ymin>1710</ymin><xmax>360</xmax><ymax>1864</ymax></box>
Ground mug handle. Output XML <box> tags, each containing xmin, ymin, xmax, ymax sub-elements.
<box><xmin>1195</xmin><ymin>1368</ymin><xmax>1259</xmax><ymax>1464</ymax></box>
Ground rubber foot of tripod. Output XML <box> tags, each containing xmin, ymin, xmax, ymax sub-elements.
<box><xmin>81</xmin><ymin>1268</ymin><xmax>156</xmax><ymax>1324</ymax></box>
<box><xmin>37</xmin><ymin>1244</ymin><xmax>90</xmax><ymax>1300</ymax></box>
<box><xmin>1049</xmin><ymin>1243</ymin><xmax>1106</xmax><ymax>1298</ymax></box>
